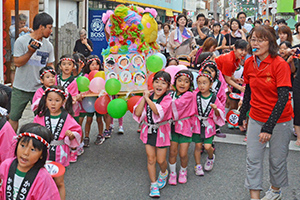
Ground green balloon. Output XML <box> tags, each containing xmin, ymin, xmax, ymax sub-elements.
<box><xmin>107</xmin><ymin>99</ymin><xmax>128</xmax><ymax>118</ymax></box>
<box><xmin>105</xmin><ymin>78</ymin><xmax>121</xmax><ymax>95</ymax></box>
<box><xmin>76</xmin><ymin>76</ymin><xmax>90</xmax><ymax>92</ymax></box>
<box><xmin>146</xmin><ymin>55</ymin><xmax>163</xmax><ymax>72</ymax></box>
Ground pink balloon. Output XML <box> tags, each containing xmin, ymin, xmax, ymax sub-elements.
<box><xmin>164</xmin><ymin>65</ymin><xmax>188</xmax><ymax>85</ymax></box>
<box><xmin>89</xmin><ymin>77</ymin><xmax>105</xmax><ymax>94</ymax></box>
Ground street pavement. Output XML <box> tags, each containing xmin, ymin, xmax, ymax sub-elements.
<box><xmin>19</xmin><ymin>104</ymin><xmax>300</xmax><ymax>200</ymax></box>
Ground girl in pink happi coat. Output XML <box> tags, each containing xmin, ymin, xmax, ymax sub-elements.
<box><xmin>0</xmin><ymin>123</ymin><xmax>60</xmax><ymax>200</ymax></box>
<box><xmin>168</xmin><ymin>70</ymin><xmax>195</xmax><ymax>185</ymax></box>
<box><xmin>133</xmin><ymin>71</ymin><xmax>172</xmax><ymax>198</ymax></box>
<box><xmin>34</xmin><ymin>85</ymin><xmax>82</xmax><ymax>200</ymax></box>
<box><xmin>31</xmin><ymin>66</ymin><xmax>56</xmax><ymax>112</ymax></box>
<box><xmin>192</xmin><ymin>70</ymin><xmax>225</xmax><ymax>176</ymax></box>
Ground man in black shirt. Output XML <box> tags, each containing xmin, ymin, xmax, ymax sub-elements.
<box><xmin>73</xmin><ymin>29</ymin><xmax>93</xmax><ymax>57</ymax></box>
<box><xmin>191</xmin><ymin>14</ymin><xmax>210</xmax><ymax>46</ymax></box>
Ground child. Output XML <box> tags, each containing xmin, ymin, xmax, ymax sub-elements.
<box><xmin>81</xmin><ymin>55</ymin><xmax>111</xmax><ymax>146</ymax></box>
<box><xmin>0</xmin><ymin>123</ymin><xmax>60</xmax><ymax>199</ymax></box>
<box><xmin>31</xmin><ymin>66</ymin><xmax>56</xmax><ymax>112</ymax></box>
<box><xmin>72</xmin><ymin>52</ymin><xmax>86</xmax><ymax>78</ymax></box>
<box><xmin>133</xmin><ymin>71</ymin><xmax>172</xmax><ymax>198</ymax></box>
<box><xmin>34</xmin><ymin>85</ymin><xmax>82</xmax><ymax>200</ymax></box>
<box><xmin>0</xmin><ymin>89</ymin><xmax>16</xmax><ymax>164</ymax></box>
<box><xmin>192</xmin><ymin>70</ymin><xmax>225</xmax><ymax>176</ymax></box>
<box><xmin>166</xmin><ymin>57</ymin><xmax>179</xmax><ymax>66</ymax></box>
<box><xmin>168</xmin><ymin>70</ymin><xmax>195</xmax><ymax>185</ymax></box>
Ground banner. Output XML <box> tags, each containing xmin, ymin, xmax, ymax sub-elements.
<box><xmin>88</xmin><ymin>9</ymin><xmax>108</xmax><ymax>62</ymax></box>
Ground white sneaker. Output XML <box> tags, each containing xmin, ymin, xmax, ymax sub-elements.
<box><xmin>118</xmin><ymin>126</ymin><xmax>124</xmax><ymax>134</ymax></box>
<box><xmin>204</xmin><ymin>154</ymin><xmax>215</xmax><ymax>171</ymax></box>
<box><xmin>194</xmin><ymin>165</ymin><xmax>204</xmax><ymax>176</ymax></box>
<box><xmin>261</xmin><ymin>187</ymin><xmax>282</xmax><ymax>200</ymax></box>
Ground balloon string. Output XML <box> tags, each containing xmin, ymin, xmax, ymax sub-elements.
<box><xmin>98</xmin><ymin>90</ymin><xmax>107</xmax><ymax>98</ymax></box>
<box><xmin>125</xmin><ymin>90</ymin><xmax>132</xmax><ymax>99</ymax></box>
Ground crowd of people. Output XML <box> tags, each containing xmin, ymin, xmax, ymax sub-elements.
<box><xmin>0</xmin><ymin>10</ymin><xmax>299</xmax><ymax>200</ymax></box>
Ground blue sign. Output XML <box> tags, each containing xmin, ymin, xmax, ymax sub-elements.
<box><xmin>88</xmin><ymin>9</ymin><xmax>108</xmax><ymax>62</ymax></box>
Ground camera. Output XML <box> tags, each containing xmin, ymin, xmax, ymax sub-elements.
<box><xmin>29</xmin><ymin>38</ymin><xmax>43</xmax><ymax>50</ymax></box>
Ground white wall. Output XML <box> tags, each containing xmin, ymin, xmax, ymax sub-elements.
<box><xmin>46</xmin><ymin>0</ymin><xmax>78</xmax><ymax>28</ymax></box>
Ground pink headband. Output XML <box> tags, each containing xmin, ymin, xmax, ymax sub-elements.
<box><xmin>17</xmin><ymin>132</ymin><xmax>50</xmax><ymax>149</ymax></box>
<box><xmin>174</xmin><ymin>72</ymin><xmax>192</xmax><ymax>82</ymax></box>
<box><xmin>60</xmin><ymin>58</ymin><xmax>75</xmax><ymax>63</ymax></box>
<box><xmin>87</xmin><ymin>58</ymin><xmax>101</xmax><ymax>63</ymax></box>
<box><xmin>197</xmin><ymin>72</ymin><xmax>213</xmax><ymax>82</ymax></box>
<box><xmin>40</xmin><ymin>69</ymin><xmax>56</xmax><ymax>78</ymax></box>
<box><xmin>44</xmin><ymin>88</ymin><xmax>68</xmax><ymax>99</ymax></box>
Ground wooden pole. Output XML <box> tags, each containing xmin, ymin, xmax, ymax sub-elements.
<box><xmin>55</xmin><ymin>0</ymin><xmax>59</xmax><ymax>66</ymax></box>
<box><xmin>15</xmin><ymin>0</ymin><xmax>19</xmax><ymax>40</ymax></box>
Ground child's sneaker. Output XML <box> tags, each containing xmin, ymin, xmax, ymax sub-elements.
<box><xmin>243</xmin><ymin>136</ymin><xmax>247</xmax><ymax>142</ymax></box>
<box><xmin>261</xmin><ymin>187</ymin><xmax>282</xmax><ymax>200</ymax></box>
<box><xmin>103</xmin><ymin>129</ymin><xmax>112</xmax><ymax>138</ymax></box>
<box><xmin>77</xmin><ymin>146</ymin><xmax>84</xmax><ymax>156</ymax></box>
<box><xmin>70</xmin><ymin>150</ymin><xmax>77</xmax><ymax>163</ymax></box>
<box><xmin>94</xmin><ymin>135</ymin><xmax>105</xmax><ymax>145</ymax></box>
<box><xmin>149</xmin><ymin>183</ymin><xmax>160</xmax><ymax>198</ymax></box>
<box><xmin>168</xmin><ymin>172</ymin><xmax>177</xmax><ymax>185</ymax></box>
<box><xmin>194</xmin><ymin>165</ymin><xmax>204</xmax><ymax>176</ymax></box>
<box><xmin>157</xmin><ymin>170</ymin><xmax>168</xmax><ymax>189</ymax></box>
<box><xmin>178</xmin><ymin>170</ymin><xmax>187</xmax><ymax>184</ymax></box>
<box><xmin>215</xmin><ymin>129</ymin><xmax>226</xmax><ymax>138</ymax></box>
<box><xmin>118</xmin><ymin>126</ymin><xmax>124</xmax><ymax>134</ymax></box>
<box><xmin>83</xmin><ymin>137</ymin><xmax>90</xmax><ymax>147</ymax></box>
<box><xmin>204</xmin><ymin>154</ymin><xmax>215</xmax><ymax>171</ymax></box>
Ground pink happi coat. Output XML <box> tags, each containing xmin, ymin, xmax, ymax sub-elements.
<box><xmin>191</xmin><ymin>91</ymin><xmax>225</xmax><ymax>138</ymax></box>
<box><xmin>133</xmin><ymin>94</ymin><xmax>172</xmax><ymax>147</ymax></box>
<box><xmin>0</xmin><ymin>158</ymin><xmax>61</xmax><ymax>200</ymax></box>
<box><xmin>33</xmin><ymin>114</ymin><xmax>82</xmax><ymax>167</ymax></box>
<box><xmin>0</xmin><ymin>121</ymin><xmax>16</xmax><ymax>164</ymax></box>
<box><xmin>170</xmin><ymin>91</ymin><xmax>195</xmax><ymax>137</ymax></box>
<box><xmin>31</xmin><ymin>87</ymin><xmax>45</xmax><ymax>112</ymax></box>
<box><xmin>55</xmin><ymin>75</ymin><xmax>80</xmax><ymax>117</ymax></box>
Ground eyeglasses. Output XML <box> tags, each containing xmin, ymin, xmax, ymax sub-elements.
<box><xmin>250</xmin><ymin>38</ymin><xmax>266</xmax><ymax>44</ymax></box>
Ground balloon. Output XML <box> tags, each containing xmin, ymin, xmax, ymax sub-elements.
<box><xmin>94</xmin><ymin>95</ymin><xmax>111</xmax><ymax>114</ymax></box>
<box><xmin>164</xmin><ymin>65</ymin><xmax>188</xmax><ymax>85</ymax></box>
<box><xmin>127</xmin><ymin>96</ymin><xmax>142</xmax><ymax>113</ymax></box>
<box><xmin>146</xmin><ymin>55</ymin><xmax>163</xmax><ymax>72</ymax></box>
<box><xmin>88</xmin><ymin>70</ymin><xmax>99</xmax><ymax>81</ymax></box>
<box><xmin>154</xmin><ymin>52</ymin><xmax>167</xmax><ymax>68</ymax></box>
<box><xmin>82</xmin><ymin>97</ymin><xmax>97</xmax><ymax>113</ymax></box>
<box><xmin>105</xmin><ymin>78</ymin><xmax>121</xmax><ymax>95</ymax></box>
<box><xmin>94</xmin><ymin>71</ymin><xmax>105</xmax><ymax>80</ymax></box>
<box><xmin>76</xmin><ymin>76</ymin><xmax>90</xmax><ymax>92</ymax></box>
<box><xmin>89</xmin><ymin>77</ymin><xmax>105</xmax><ymax>94</ymax></box>
<box><xmin>107</xmin><ymin>99</ymin><xmax>128</xmax><ymax>118</ymax></box>
<box><xmin>147</xmin><ymin>73</ymin><xmax>155</xmax><ymax>90</ymax></box>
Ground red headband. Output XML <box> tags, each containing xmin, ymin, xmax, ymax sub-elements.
<box><xmin>197</xmin><ymin>72</ymin><xmax>213</xmax><ymax>82</ymax></box>
<box><xmin>156</xmin><ymin>77</ymin><xmax>170</xmax><ymax>84</ymax></box>
<box><xmin>201</xmin><ymin>61</ymin><xmax>217</xmax><ymax>70</ymax></box>
<box><xmin>40</xmin><ymin>69</ymin><xmax>56</xmax><ymax>78</ymax></box>
<box><xmin>60</xmin><ymin>58</ymin><xmax>75</xmax><ymax>63</ymax></box>
<box><xmin>87</xmin><ymin>58</ymin><xmax>100</xmax><ymax>63</ymax></box>
<box><xmin>79</xmin><ymin>59</ymin><xmax>84</xmax><ymax>65</ymax></box>
<box><xmin>44</xmin><ymin>88</ymin><xmax>68</xmax><ymax>99</ymax></box>
<box><xmin>200</xmin><ymin>55</ymin><xmax>212</xmax><ymax>67</ymax></box>
<box><xmin>174</xmin><ymin>72</ymin><xmax>192</xmax><ymax>82</ymax></box>
<box><xmin>17</xmin><ymin>132</ymin><xmax>50</xmax><ymax>149</ymax></box>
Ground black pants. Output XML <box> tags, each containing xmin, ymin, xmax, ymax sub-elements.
<box><xmin>293</xmin><ymin>77</ymin><xmax>300</xmax><ymax>125</ymax></box>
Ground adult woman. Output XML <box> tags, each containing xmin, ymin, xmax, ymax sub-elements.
<box><xmin>224</xmin><ymin>18</ymin><xmax>246</xmax><ymax>53</ymax></box>
<box><xmin>157</xmin><ymin>23</ymin><xmax>171</xmax><ymax>58</ymax></box>
<box><xmin>73</xmin><ymin>29</ymin><xmax>93</xmax><ymax>57</ymax></box>
<box><xmin>238</xmin><ymin>25</ymin><xmax>293</xmax><ymax>200</ymax></box>
<box><xmin>276</xmin><ymin>25</ymin><xmax>293</xmax><ymax>45</ymax></box>
<box><xmin>168</xmin><ymin>15</ymin><xmax>196</xmax><ymax>58</ymax></box>
<box><xmin>188</xmin><ymin>37</ymin><xmax>217</xmax><ymax>67</ymax></box>
<box><xmin>209</xmin><ymin>23</ymin><xmax>227</xmax><ymax>55</ymax></box>
<box><xmin>292</xmin><ymin>22</ymin><xmax>300</xmax><ymax>46</ymax></box>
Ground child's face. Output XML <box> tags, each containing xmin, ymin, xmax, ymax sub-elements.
<box><xmin>197</xmin><ymin>76</ymin><xmax>212</xmax><ymax>93</ymax></box>
<box><xmin>176</xmin><ymin>75</ymin><xmax>190</xmax><ymax>95</ymax></box>
<box><xmin>40</xmin><ymin>72</ymin><xmax>55</xmax><ymax>87</ymax></box>
<box><xmin>120</xmin><ymin>59</ymin><xmax>128</xmax><ymax>67</ymax></box>
<box><xmin>136</xmin><ymin>74</ymin><xmax>143</xmax><ymax>81</ymax></box>
<box><xmin>153</xmin><ymin>79</ymin><xmax>168</xmax><ymax>97</ymax></box>
<box><xmin>205</xmin><ymin>67</ymin><xmax>216</xmax><ymax>79</ymax></box>
<box><xmin>135</xmin><ymin>57</ymin><xmax>142</xmax><ymax>65</ymax></box>
<box><xmin>17</xmin><ymin>138</ymin><xmax>43</xmax><ymax>172</ymax></box>
<box><xmin>46</xmin><ymin>92</ymin><xmax>64</xmax><ymax>116</ymax></box>
<box><xmin>168</xmin><ymin>60</ymin><xmax>178</xmax><ymax>66</ymax></box>
<box><xmin>90</xmin><ymin>60</ymin><xmax>100</xmax><ymax>71</ymax></box>
<box><xmin>60</xmin><ymin>60</ymin><xmax>75</xmax><ymax>76</ymax></box>
<box><xmin>279</xmin><ymin>43</ymin><xmax>289</xmax><ymax>58</ymax></box>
